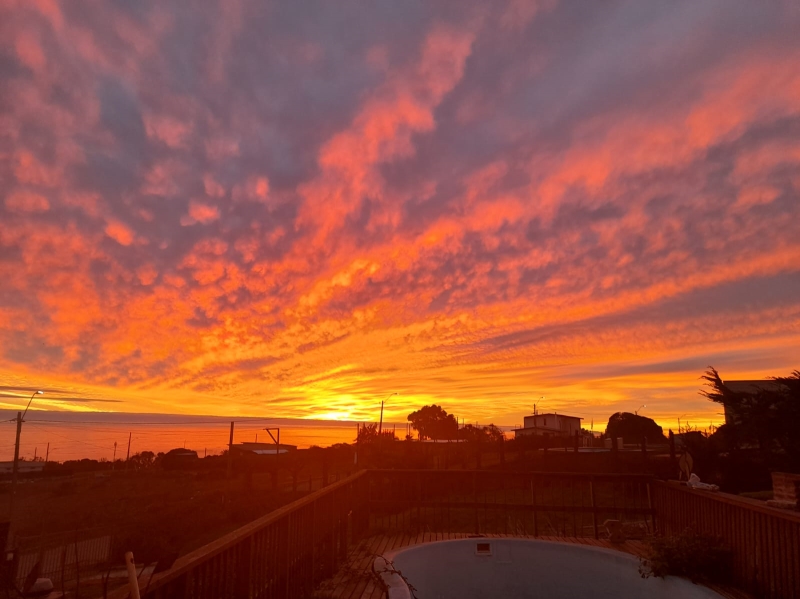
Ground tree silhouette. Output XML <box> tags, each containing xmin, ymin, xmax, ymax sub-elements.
<box><xmin>460</xmin><ymin>423</ymin><xmax>505</xmax><ymax>444</ymax></box>
<box><xmin>356</xmin><ymin>422</ymin><xmax>396</xmax><ymax>444</ymax></box>
<box><xmin>702</xmin><ymin>366</ymin><xmax>800</xmax><ymax>466</ymax></box>
<box><xmin>407</xmin><ymin>405</ymin><xmax>458</xmax><ymax>440</ymax></box>
<box><xmin>605</xmin><ymin>412</ymin><xmax>666</xmax><ymax>444</ymax></box>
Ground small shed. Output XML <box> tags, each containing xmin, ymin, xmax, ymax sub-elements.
<box><xmin>232</xmin><ymin>442</ymin><xmax>297</xmax><ymax>456</ymax></box>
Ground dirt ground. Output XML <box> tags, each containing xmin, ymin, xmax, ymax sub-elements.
<box><xmin>1</xmin><ymin>446</ymin><xmax>358</xmax><ymax>562</ymax></box>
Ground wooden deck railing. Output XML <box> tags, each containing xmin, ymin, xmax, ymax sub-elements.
<box><xmin>108</xmin><ymin>471</ymin><xmax>800</xmax><ymax>599</ymax></box>
<box><xmin>652</xmin><ymin>481</ymin><xmax>800</xmax><ymax>599</ymax></box>
<box><xmin>366</xmin><ymin>469</ymin><xmax>656</xmax><ymax>538</ymax></box>
<box><xmin>109</xmin><ymin>471</ymin><xmax>369</xmax><ymax>599</ymax></box>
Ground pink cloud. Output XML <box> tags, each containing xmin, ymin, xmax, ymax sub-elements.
<box><xmin>1</xmin><ymin>0</ymin><xmax>798</xmax><ymax>429</ymax></box>
<box><xmin>136</xmin><ymin>264</ymin><xmax>159</xmax><ymax>286</ymax></box>
<box><xmin>104</xmin><ymin>219</ymin><xmax>134</xmax><ymax>246</ymax></box>
<box><xmin>181</xmin><ymin>201</ymin><xmax>221</xmax><ymax>226</ymax></box>
<box><xmin>14</xmin><ymin>29</ymin><xmax>46</xmax><ymax>72</ymax></box>
<box><xmin>4</xmin><ymin>190</ymin><xmax>50</xmax><ymax>213</ymax></box>
<box><xmin>144</xmin><ymin>114</ymin><xmax>192</xmax><ymax>148</ymax></box>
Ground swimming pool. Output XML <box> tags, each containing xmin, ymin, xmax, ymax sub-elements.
<box><xmin>374</xmin><ymin>538</ymin><xmax>724</xmax><ymax>599</ymax></box>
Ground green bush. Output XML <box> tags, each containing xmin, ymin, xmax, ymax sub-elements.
<box><xmin>639</xmin><ymin>528</ymin><xmax>733</xmax><ymax>584</ymax></box>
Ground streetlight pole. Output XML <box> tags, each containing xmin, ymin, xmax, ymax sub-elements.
<box><xmin>11</xmin><ymin>390</ymin><xmax>43</xmax><ymax>519</ymax></box>
<box><xmin>635</xmin><ymin>405</ymin><xmax>646</xmax><ymax>416</ymax></box>
<box><xmin>678</xmin><ymin>414</ymin><xmax>687</xmax><ymax>434</ymax></box>
<box><xmin>378</xmin><ymin>392</ymin><xmax>398</xmax><ymax>435</ymax></box>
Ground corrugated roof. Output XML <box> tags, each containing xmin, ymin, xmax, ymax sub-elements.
<box><xmin>524</xmin><ymin>413</ymin><xmax>583</xmax><ymax>419</ymax></box>
<box><xmin>724</xmin><ymin>380</ymin><xmax>785</xmax><ymax>394</ymax></box>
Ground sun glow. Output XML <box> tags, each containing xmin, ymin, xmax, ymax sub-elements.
<box><xmin>1</xmin><ymin>1</ymin><xmax>798</xmax><ymax>433</ymax></box>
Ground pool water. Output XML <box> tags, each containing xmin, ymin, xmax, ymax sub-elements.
<box><xmin>374</xmin><ymin>538</ymin><xmax>724</xmax><ymax>599</ymax></box>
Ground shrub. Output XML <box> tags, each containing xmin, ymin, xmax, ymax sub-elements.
<box><xmin>639</xmin><ymin>528</ymin><xmax>733</xmax><ymax>584</ymax></box>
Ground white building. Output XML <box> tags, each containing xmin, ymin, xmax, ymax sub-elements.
<box><xmin>513</xmin><ymin>413</ymin><xmax>582</xmax><ymax>439</ymax></box>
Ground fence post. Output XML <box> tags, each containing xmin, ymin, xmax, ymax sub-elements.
<box><xmin>531</xmin><ymin>475</ymin><xmax>538</xmax><ymax>537</ymax></box>
<box><xmin>590</xmin><ymin>478</ymin><xmax>599</xmax><ymax>539</ymax></box>
<box><xmin>310</xmin><ymin>498</ymin><xmax>317</xmax><ymax>589</ymax></box>
<box><xmin>283</xmin><ymin>518</ymin><xmax>291</xmax><ymax>599</ymax></box>
<box><xmin>235</xmin><ymin>537</ymin><xmax>252</xmax><ymax>599</ymax></box>
<box><xmin>473</xmin><ymin>471</ymin><xmax>479</xmax><ymax>535</ymax></box>
<box><xmin>365</xmin><ymin>472</ymin><xmax>372</xmax><ymax>535</ymax></box>
<box><xmin>338</xmin><ymin>490</ymin><xmax>348</xmax><ymax>562</ymax></box>
<box><xmin>416</xmin><ymin>475</ymin><xmax>422</xmax><ymax>533</ymax></box>
<box><xmin>668</xmin><ymin>430</ymin><xmax>676</xmax><ymax>473</ymax></box>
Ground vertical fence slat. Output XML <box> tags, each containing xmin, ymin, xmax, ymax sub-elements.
<box><xmin>654</xmin><ymin>480</ymin><xmax>799</xmax><ymax>599</ymax></box>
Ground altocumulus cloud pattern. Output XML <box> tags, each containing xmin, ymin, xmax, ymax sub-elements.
<box><xmin>1</xmin><ymin>0</ymin><xmax>799</xmax><ymax>426</ymax></box>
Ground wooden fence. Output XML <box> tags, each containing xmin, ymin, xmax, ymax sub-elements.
<box><xmin>109</xmin><ymin>472</ymin><xmax>369</xmax><ymax>599</ymax></box>
<box><xmin>652</xmin><ymin>481</ymin><xmax>800</xmax><ymax>599</ymax></box>
<box><xmin>14</xmin><ymin>531</ymin><xmax>112</xmax><ymax>593</ymax></box>
<box><xmin>108</xmin><ymin>472</ymin><xmax>800</xmax><ymax>599</ymax></box>
<box><xmin>366</xmin><ymin>469</ymin><xmax>655</xmax><ymax>538</ymax></box>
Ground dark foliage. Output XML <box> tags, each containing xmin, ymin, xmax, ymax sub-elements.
<box><xmin>355</xmin><ymin>422</ymin><xmax>396</xmax><ymax>444</ymax></box>
<box><xmin>640</xmin><ymin>528</ymin><xmax>733</xmax><ymax>584</ymax></box>
<box><xmin>407</xmin><ymin>405</ymin><xmax>458</xmax><ymax>440</ymax></box>
<box><xmin>702</xmin><ymin>367</ymin><xmax>800</xmax><ymax>469</ymax></box>
<box><xmin>605</xmin><ymin>412</ymin><xmax>666</xmax><ymax>444</ymax></box>
<box><xmin>459</xmin><ymin>423</ymin><xmax>505</xmax><ymax>443</ymax></box>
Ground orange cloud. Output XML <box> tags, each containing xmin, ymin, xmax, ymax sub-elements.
<box><xmin>1</xmin><ymin>0</ymin><xmax>799</xmax><ymax>438</ymax></box>
<box><xmin>182</xmin><ymin>201</ymin><xmax>221</xmax><ymax>225</ymax></box>
<box><xmin>15</xmin><ymin>29</ymin><xmax>46</xmax><ymax>72</ymax></box>
<box><xmin>104</xmin><ymin>220</ymin><xmax>134</xmax><ymax>246</ymax></box>
<box><xmin>5</xmin><ymin>190</ymin><xmax>50</xmax><ymax>213</ymax></box>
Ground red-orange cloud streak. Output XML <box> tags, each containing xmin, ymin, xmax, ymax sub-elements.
<box><xmin>1</xmin><ymin>0</ymin><xmax>799</xmax><ymax>434</ymax></box>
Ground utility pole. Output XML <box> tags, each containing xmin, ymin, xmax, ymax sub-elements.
<box><xmin>378</xmin><ymin>392</ymin><xmax>398</xmax><ymax>436</ymax></box>
<box><xmin>45</xmin><ymin>442</ymin><xmax>49</xmax><ymax>463</ymax></box>
<box><xmin>125</xmin><ymin>432</ymin><xmax>132</xmax><ymax>470</ymax></box>
<box><xmin>10</xmin><ymin>391</ymin><xmax>44</xmax><ymax>520</ymax></box>
<box><xmin>227</xmin><ymin>421</ymin><xmax>234</xmax><ymax>479</ymax></box>
<box><xmin>10</xmin><ymin>412</ymin><xmax>23</xmax><ymax>518</ymax></box>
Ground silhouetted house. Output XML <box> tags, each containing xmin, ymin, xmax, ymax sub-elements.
<box><xmin>513</xmin><ymin>413</ymin><xmax>582</xmax><ymax>439</ymax></box>
<box><xmin>0</xmin><ymin>461</ymin><xmax>45</xmax><ymax>475</ymax></box>
<box><xmin>722</xmin><ymin>380</ymin><xmax>786</xmax><ymax>426</ymax></box>
<box><xmin>161</xmin><ymin>448</ymin><xmax>199</xmax><ymax>470</ymax></box>
<box><xmin>232</xmin><ymin>442</ymin><xmax>297</xmax><ymax>456</ymax></box>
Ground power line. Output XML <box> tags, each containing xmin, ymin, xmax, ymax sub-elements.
<box><xmin>20</xmin><ymin>418</ymin><xmax>282</xmax><ymax>425</ymax></box>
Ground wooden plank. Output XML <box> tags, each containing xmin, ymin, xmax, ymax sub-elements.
<box><xmin>329</xmin><ymin>537</ymin><xmax>382</xmax><ymax>599</ymax></box>
<box><xmin>653</xmin><ymin>481</ymin><xmax>800</xmax><ymax>524</ymax></box>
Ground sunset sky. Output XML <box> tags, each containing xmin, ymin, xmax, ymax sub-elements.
<box><xmin>1</xmin><ymin>0</ymin><xmax>799</xmax><ymax>432</ymax></box>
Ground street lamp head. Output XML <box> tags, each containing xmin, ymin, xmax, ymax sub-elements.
<box><xmin>22</xmin><ymin>390</ymin><xmax>44</xmax><ymax>420</ymax></box>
